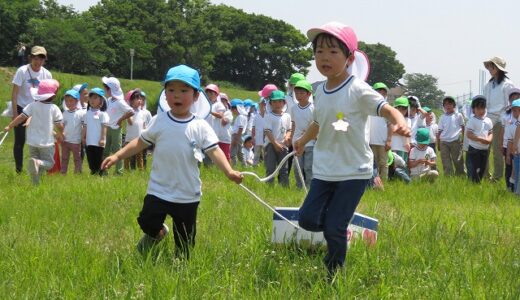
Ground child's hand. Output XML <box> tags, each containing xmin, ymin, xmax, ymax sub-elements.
<box><xmin>274</xmin><ymin>142</ymin><xmax>284</xmax><ymax>153</ymax></box>
<box><xmin>99</xmin><ymin>139</ymin><xmax>105</xmax><ymax>147</ymax></box>
<box><xmin>394</xmin><ymin>120</ymin><xmax>411</xmax><ymax>137</ymax></box>
<box><xmin>293</xmin><ymin>139</ymin><xmax>304</xmax><ymax>156</ymax></box>
<box><xmin>101</xmin><ymin>155</ymin><xmax>118</xmax><ymax>170</ymax></box>
<box><xmin>226</xmin><ymin>169</ymin><xmax>243</xmax><ymax>184</ymax></box>
<box><xmin>3</xmin><ymin>126</ymin><xmax>9</xmax><ymax>133</ymax></box>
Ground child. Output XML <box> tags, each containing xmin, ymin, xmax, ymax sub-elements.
<box><xmin>101</xmin><ymin>65</ymin><xmax>242</xmax><ymax>258</ymax></box>
<box><xmin>423</xmin><ymin>107</ymin><xmax>438</xmax><ymax>151</ymax></box>
<box><xmin>4</xmin><ymin>79</ymin><xmax>63</xmax><ymax>185</ymax></box>
<box><xmin>61</xmin><ymin>89</ymin><xmax>86</xmax><ymax>174</ymax></box>
<box><xmin>289</xmin><ymin>79</ymin><xmax>314</xmax><ymax>188</ymax></box>
<box><xmin>388</xmin><ymin>150</ymin><xmax>411</xmax><ymax>183</ymax></box>
<box><xmin>243</xmin><ymin>99</ymin><xmax>255</xmax><ymax>136</ymax></box>
<box><xmin>408</xmin><ymin>128</ymin><xmax>438</xmax><ymax>181</ymax></box>
<box><xmin>466</xmin><ymin>96</ymin><xmax>493</xmax><ymax>183</ymax></box>
<box><xmin>203</xmin><ymin>84</ymin><xmax>227</xmax><ymax>166</ymax></box>
<box><xmin>73</xmin><ymin>83</ymin><xmax>89</xmax><ymax>110</ymax></box>
<box><xmin>102</xmin><ymin>76</ymin><xmax>134</xmax><ymax>175</ymax></box>
<box><xmin>285</xmin><ymin>73</ymin><xmax>306</xmax><ymax>113</ymax></box>
<box><xmin>294</xmin><ymin>22</ymin><xmax>409</xmax><ymax>276</ymax></box>
<box><xmin>391</xmin><ymin>97</ymin><xmax>411</xmax><ymax>164</ymax></box>
<box><xmin>252</xmin><ymin>99</ymin><xmax>267</xmax><ymax>166</ymax></box>
<box><xmin>407</xmin><ymin>96</ymin><xmax>427</xmax><ymax>145</ymax></box>
<box><xmin>82</xmin><ymin>88</ymin><xmax>109</xmax><ymax>175</ymax></box>
<box><xmin>502</xmin><ymin>88</ymin><xmax>520</xmax><ymax>190</ymax></box>
<box><xmin>505</xmin><ymin>97</ymin><xmax>520</xmax><ymax>191</ymax></box>
<box><xmin>124</xmin><ymin>89</ymin><xmax>152</xmax><ymax>170</ymax></box>
<box><xmin>369</xmin><ymin>82</ymin><xmax>393</xmax><ymax>180</ymax></box>
<box><xmin>241</xmin><ymin>135</ymin><xmax>255</xmax><ymax>166</ymax></box>
<box><xmin>437</xmin><ymin>96</ymin><xmax>465</xmax><ymax>176</ymax></box>
<box><xmin>264</xmin><ymin>90</ymin><xmax>292</xmax><ymax>187</ymax></box>
<box><xmin>230</xmin><ymin>99</ymin><xmax>247</xmax><ymax>166</ymax></box>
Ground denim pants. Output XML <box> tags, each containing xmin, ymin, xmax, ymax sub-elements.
<box><xmin>298</xmin><ymin>178</ymin><xmax>369</xmax><ymax>273</ymax></box>
<box><xmin>513</xmin><ymin>155</ymin><xmax>520</xmax><ymax>195</ymax></box>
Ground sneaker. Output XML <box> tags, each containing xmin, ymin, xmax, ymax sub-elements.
<box><xmin>137</xmin><ymin>223</ymin><xmax>169</xmax><ymax>254</ymax></box>
<box><xmin>160</xmin><ymin>223</ymin><xmax>169</xmax><ymax>239</ymax></box>
<box><xmin>27</xmin><ymin>158</ymin><xmax>40</xmax><ymax>175</ymax></box>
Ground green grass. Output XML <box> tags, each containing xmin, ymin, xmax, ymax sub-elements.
<box><xmin>0</xmin><ymin>69</ymin><xmax>519</xmax><ymax>298</ymax></box>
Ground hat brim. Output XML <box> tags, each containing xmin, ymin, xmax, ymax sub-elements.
<box><xmin>30</xmin><ymin>87</ymin><xmax>54</xmax><ymax>101</ymax></box>
<box><xmin>483</xmin><ymin>60</ymin><xmax>508</xmax><ymax>73</ymax></box>
<box><xmin>158</xmin><ymin>89</ymin><xmax>211</xmax><ymax>119</ymax></box>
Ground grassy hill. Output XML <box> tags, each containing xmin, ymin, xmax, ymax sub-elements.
<box><xmin>0</xmin><ymin>68</ymin><xmax>519</xmax><ymax>298</ymax></box>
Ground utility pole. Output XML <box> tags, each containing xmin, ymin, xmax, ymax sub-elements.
<box><xmin>130</xmin><ymin>48</ymin><xmax>135</xmax><ymax>80</ymax></box>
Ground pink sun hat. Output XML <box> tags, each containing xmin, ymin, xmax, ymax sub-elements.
<box><xmin>258</xmin><ymin>84</ymin><xmax>279</xmax><ymax>98</ymax></box>
<box><xmin>205</xmin><ymin>84</ymin><xmax>220</xmax><ymax>94</ymax></box>
<box><xmin>30</xmin><ymin>79</ymin><xmax>60</xmax><ymax>101</ymax></box>
<box><xmin>307</xmin><ymin>22</ymin><xmax>370</xmax><ymax>81</ymax></box>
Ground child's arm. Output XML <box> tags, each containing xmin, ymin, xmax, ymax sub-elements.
<box><xmin>379</xmin><ymin>104</ymin><xmax>410</xmax><ymax>137</ymax></box>
<box><xmin>232</xmin><ymin>128</ymin><xmax>243</xmax><ymax>148</ymax></box>
<box><xmin>513</xmin><ymin>125</ymin><xmax>520</xmax><ymax>154</ymax></box>
<box><xmin>294</xmin><ymin>122</ymin><xmax>319</xmax><ymax>156</ymax></box>
<box><xmin>289</xmin><ymin>121</ymin><xmax>296</xmax><ymax>145</ymax></box>
<box><xmin>101</xmin><ymin>137</ymin><xmax>148</xmax><ymax>170</ymax></box>
<box><xmin>265</xmin><ymin>130</ymin><xmax>283</xmax><ymax>152</ymax></box>
<box><xmin>385</xmin><ymin>123</ymin><xmax>394</xmax><ymax>151</ymax></box>
<box><xmin>81</xmin><ymin>124</ymin><xmax>86</xmax><ymax>145</ymax></box>
<box><xmin>99</xmin><ymin>125</ymin><xmax>107</xmax><ymax>147</ymax></box>
<box><xmin>206</xmin><ymin>146</ymin><xmax>243</xmax><ymax>183</ymax></box>
<box><xmin>117</xmin><ymin>110</ymin><xmax>134</xmax><ymax>127</ymax></box>
<box><xmin>408</xmin><ymin>158</ymin><xmax>422</xmax><ymax>168</ymax></box>
<box><xmin>506</xmin><ymin>140</ymin><xmax>513</xmax><ymax>165</ymax></box>
<box><xmin>54</xmin><ymin>123</ymin><xmax>64</xmax><ymax>142</ymax></box>
<box><xmin>3</xmin><ymin>113</ymin><xmax>28</xmax><ymax>132</ymax></box>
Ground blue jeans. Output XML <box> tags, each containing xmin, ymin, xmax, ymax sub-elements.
<box><xmin>298</xmin><ymin>178</ymin><xmax>368</xmax><ymax>274</ymax></box>
<box><xmin>513</xmin><ymin>155</ymin><xmax>520</xmax><ymax>195</ymax></box>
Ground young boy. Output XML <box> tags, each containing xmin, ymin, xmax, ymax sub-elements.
<box><xmin>264</xmin><ymin>90</ymin><xmax>292</xmax><ymax>187</ymax></box>
<box><xmin>101</xmin><ymin>65</ymin><xmax>242</xmax><ymax>258</ymax></box>
<box><xmin>391</xmin><ymin>97</ymin><xmax>411</xmax><ymax>163</ymax></box>
<box><xmin>124</xmin><ymin>89</ymin><xmax>152</xmax><ymax>170</ymax></box>
<box><xmin>437</xmin><ymin>96</ymin><xmax>465</xmax><ymax>176</ymax></box>
<box><xmin>408</xmin><ymin>96</ymin><xmax>428</xmax><ymax>146</ymax></box>
<box><xmin>466</xmin><ymin>96</ymin><xmax>493</xmax><ymax>183</ymax></box>
<box><xmin>61</xmin><ymin>89</ymin><xmax>86</xmax><ymax>174</ymax></box>
<box><xmin>408</xmin><ymin>128</ymin><xmax>438</xmax><ymax>181</ymax></box>
<box><xmin>230</xmin><ymin>99</ymin><xmax>247</xmax><ymax>166</ymax></box>
<box><xmin>289</xmin><ymin>79</ymin><xmax>314</xmax><ymax>188</ymax></box>
<box><xmin>241</xmin><ymin>135</ymin><xmax>255</xmax><ymax>167</ymax></box>
<box><xmin>102</xmin><ymin>76</ymin><xmax>134</xmax><ymax>175</ymax></box>
<box><xmin>4</xmin><ymin>79</ymin><xmax>63</xmax><ymax>185</ymax></box>
<box><xmin>252</xmin><ymin>99</ymin><xmax>267</xmax><ymax>166</ymax></box>
<box><xmin>369</xmin><ymin>82</ymin><xmax>393</xmax><ymax>180</ymax></box>
<box><xmin>423</xmin><ymin>107</ymin><xmax>438</xmax><ymax>151</ymax></box>
<box><xmin>285</xmin><ymin>73</ymin><xmax>306</xmax><ymax>113</ymax></box>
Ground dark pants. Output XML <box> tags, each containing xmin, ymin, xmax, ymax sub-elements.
<box><xmin>138</xmin><ymin>194</ymin><xmax>199</xmax><ymax>258</ymax></box>
<box><xmin>86</xmin><ymin>145</ymin><xmax>104</xmax><ymax>175</ymax></box>
<box><xmin>467</xmin><ymin>146</ymin><xmax>489</xmax><ymax>183</ymax></box>
<box><xmin>264</xmin><ymin>143</ymin><xmax>289</xmax><ymax>186</ymax></box>
<box><xmin>504</xmin><ymin>148</ymin><xmax>513</xmax><ymax>191</ymax></box>
<box><xmin>298</xmin><ymin>178</ymin><xmax>368</xmax><ymax>274</ymax></box>
<box><xmin>13</xmin><ymin>105</ymin><xmax>26</xmax><ymax>173</ymax></box>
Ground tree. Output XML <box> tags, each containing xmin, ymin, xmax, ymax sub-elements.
<box><xmin>205</xmin><ymin>5</ymin><xmax>312</xmax><ymax>90</ymax></box>
<box><xmin>358</xmin><ymin>42</ymin><xmax>405</xmax><ymax>87</ymax></box>
<box><xmin>403</xmin><ymin>73</ymin><xmax>445</xmax><ymax>108</ymax></box>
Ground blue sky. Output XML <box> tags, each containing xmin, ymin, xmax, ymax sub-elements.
<box><xmin>57</xmin><ymin>0</ymin><xmax>519</xmax><ymax>98</ymax></box>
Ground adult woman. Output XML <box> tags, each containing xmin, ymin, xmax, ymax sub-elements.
<box><xmin>11</xmin><ymin>46</ymin><xmax>53</xmax><ymax>173</ymax></box>
<box><xmin>483</xmin><ymin>56</ymin><xmax>515</xmax><ymax>181</ymax></box>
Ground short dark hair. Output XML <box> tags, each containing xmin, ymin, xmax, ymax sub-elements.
<box><xmin>312</xmin><ymin>33</ymin><xmax>350</xmax><ymax>57</ymax></box>
<box><xmin>471</xmin><ymin>97</ymin><xmax>486</xmax><ymax>109</ymax></box>
<box><xmin>443</xmin><ymin>97</ymin><xmax>456</xmax><ymax>106</ymax></box>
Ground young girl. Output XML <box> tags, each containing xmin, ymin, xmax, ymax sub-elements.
<box><xmin>82</xmin><ymin>88</ymin><xmax>109</xmax><ymax>175</ymax></box>
<box><xmin>391</xmin><ymin>97</ymin><xmax>412</xmax><ymax>164</ymax></box>
<box><xmin>294</xmin><ymin>22</ymin><xmax>409</xmax><ymax>277</ymax></box>
<box><xmin>61</xmin><ymin>89</ymin><xmax>86</xmax><ymax>174</ymax></box>
<box><xmin>124</xmin><ymin>89</ymin><xmax>152</xmax><ymax>170</ymax></box>
<box><xmin>101</xmin><ymin>65</ymin><xmax>242</xmax><ymax>258</ymax></box>
<box><xmin>230</xmin><ymin>99</ymin><xmax>247</xmax><ymax>166</ymax></box>
<box><xmin>466</xmin><ymin>96</ymin><xmax>493</xmax><ymax>183</ymax></box>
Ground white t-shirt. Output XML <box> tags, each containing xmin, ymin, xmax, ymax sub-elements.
<box><xmin>140</xmin><ymin>112</ymin><xmax>219</xmax><ymax>203</ymax></box>
<box><xmin>82</xmin><ymin>109</ymin><xmax>109</xmax><ymax>146</ymax></box>
<box><xmin>466</xmin><ymin>116</ymin><xmax>493</xmax><ymax>150</ymax></box>
<box><xmin>312</xmin><ymin>76</ymin><xmax>386</xmax><ymax>181</ymax></box>
<box><xmin>409</xmin><ymin>146</ymin><xmax>436</xmax><ymax>176</ymax></box>
<box><xmin>502</xmin><ymin>112</ymin><xmax>516</xmax><ymax>148</ymax></box>
<box><xmin>369</xmin><ymin>116</ymin><xmax>388</xmax><ymax>146</ymax></box>
<box><xmin>12</xmin><ymin>65</ymin><xmax>52</xmax><ymax>108</ymax></box>
<box><xmin>205</xmin><ymin>101</ymin><xmax>226</xmax><ymax>133</ymax></box>
<box><xmin>483</xmin><ymin>78</ymin><xmax>515</xmax><ymax>124</ymax></box>
<box><xmin>504</xmin><ymin>119</ymin><xmax>517</xmax><ymax>148</ymax></box>
<box><xmin>63</xmin><ymin>109</ymin><xmax>86</xmax><ymax>144</ymax></box>
<box><xmin>241</xmin><ymin>146</ymin><xmax>254</xmax><ymax>165</ymax></box>
<box><xmin>263</xmin><ymin>111</ymin><xmax>291</xmax><ymax>146</ymax></box>
<box><xmin>246</xmin><ymin>113</ymin><xmax>255</xmax><ymax>136</ymax></box>
<box><xmin>426</xmin><ymin>123</ymin><xmax>438</xmax><ymax>144</ymax></box>
<box><xmin>126</xmin><ymin>109</ymin><xmax>152</xmax><ymax>141</ymax></box>
<box><xmin>106</xmin><ymin>97</ymin><xmax>133</xmax><ymax>129</ymax></box>
<box><xmin>231</xmin><ymin>114</ymin><xmax>247</xmax><ymax>135</ymax></box>
<box><xmin>391</xmin><ymin>118</ymin><xmax>411</xmax><ymax>152</ymax></box>
<box><xmin>290</xmin><ymin>102</ymin><xmax>315</xmax><ymax>147</ymax></box>
<box><xmin>438</xmin><ymin>112</ymin><xmax>465</xmax><ymax>142</ymax></box>
<box><xmin>253</xmin><ymin>113</ymin><xmax>265</xmax><ymax>146</ymax></box>
<box><xmin>215</xmin><ymin>110</ymin><xmax>233</xmax><ymax>144</ymax></box>
<box><xmin>22</xmin><ymin>101</ymin><xmax>62</xmax><ymax>147</ymax></box>
<box><xmin>409</xmin><ymin>114</ymin><xmax>426</xmax><ymax>145</ymax></box>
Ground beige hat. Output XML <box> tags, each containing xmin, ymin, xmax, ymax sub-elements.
<box><xmin>31</xmin><ymin>46</ymin><xmax>47</xmax><ymax>58</ymax></box>
<box><xmin>484</xmin><ymin>56</ymin><xmax>507</xmax><ymax>73</ymax></box>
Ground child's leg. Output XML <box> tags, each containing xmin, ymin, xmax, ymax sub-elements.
<box><xmin>71</xmin><ymin>143</ymin><xmax>82</xmax><ymax>174</ymax></box>
<box><xmin>277</xmin><ymin>146</ymin><xmax>289</xmax><ymax>187</ymax></box>
<box><xmin>467</xmin><ymin>146</ymin><xmax>481</xmax><ymax>182</ymax></box>
<box><xmin>253</xmin><ymin>145</ymin><xmax>263</xmax><ymax>165</ymax></box>
<box><xmin>478</xmin><ymin>149</ymin><xmax>489</xmax><ymax>183</ymax></box>
<box><xmin>60</xmin><ymin>142</ymin><xmax>71</xmax><ymax>174</ymax></box>
<box><xmin>264</xmin><ymin>144</ymin><xmax>277</xmax><ymax>184</ymax></box>
<box><xmin>303</xmin><ymin>146</ymin><xmax>314</xmax><ymax>188</ymax></box>
<box><xmin>218</xmin><ymin>142</ymin><xmax>231</xmax><ymax>162</ymax></box>
<box><xmin>452</xmin><ymin>141</ymin><xmax>465</xmax><ymax>176</ymax></box>
<box><xmin>299</xmin><ymin>179</ymin><xmax>333</xmax><ymax>232</ymax></box>
<box><xmin>136</xmin><ymin>150</ymin><xmax>144</xmax><ymax>170</ymax></box>
<box><xmin>505</xmin><ymin>150</ymin><xmax>513</xmax><ymax>190</ymax></box>
<box><xmin>38</xmin><ymin>145</ymin><xmax>55</xmax><ymax>172</ymax></box>
<box><xmin>90</xmin><ymin>146</ymin><xmax>104</xmax><ymax>175</ymax></box>
<box><xmin>136</xmin><ymin>194</ymin><xmax>169</xmax><ymax>253</ymax></box>
<box><xmin>168</xmin><ymin>201</ymin><xmax>199</xmax><ymax>259</ymax></box>
<box><xmin>294</xmin><ymin>154</ymin><xmax>304</xmax><ymax>189</ymax></box>
<box><xmin>513</xmin><ymin>155</ymin><xmax>520</xmax><ymax>194</ymax></box>
<box><xmin>440</xmin><ymin>142</ymin><xmax>453</xmax><ymax>176</ymax></box>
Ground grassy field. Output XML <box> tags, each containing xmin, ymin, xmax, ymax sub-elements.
<box><xmin>0</xmin><ymin>69</ymin><xmax>519</xmax><ymax>298</ymax></box>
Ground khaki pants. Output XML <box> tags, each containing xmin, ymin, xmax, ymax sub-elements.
<box><xmin>489</xmin><ymin>123</ymin><xmax>504</xmax><ymax>180</ymax></box>
<box><xmin>412</xmin><ymin>170</ymin><xmax>439</xmax><ymax>182</ymax></box>
<box><xmin>104</xmin><ymin>127</ymin><xmax>123</xmax><ymax>174</ymax></box>
<box><xmin>440</xmin><ymin>140</ymin><xmax>465</xmax><ymax>176</ymax></box>
<box><xmin>371</xmin><ymin>144</ymin><xmax>388</xmax><ymax>180</ymax></box>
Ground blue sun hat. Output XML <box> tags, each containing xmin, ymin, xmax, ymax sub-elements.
<box><xmin>89</xmin><ymin>87</ymin><xmax>106</xmax><ymax>99</ymax></box>
<box><xmin>512</xmin><ymin>99</ymin><xmax>520</xmax><ymax>107</ymax></box>
<box><xmin>162</xmin><ymin>64</ymin><xmax>202</xmax><ymax>91</ymax></box>
<box><xmin>243</xmin><ymin>99</ymin><xmax>254</xmax><ymax>107</ymax></box>
<box><xmin>230</xmin><ymin>99</ymin><xmax>244</xmax><ymax>107</ymax></box>
<box><xmin>64</xmin><ymin>89</ymin><xmax>80</xmax><ymax>100</ymax></box>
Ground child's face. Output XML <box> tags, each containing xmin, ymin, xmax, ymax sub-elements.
<box><xmin>244</xmin><ymin>140</ymin><xmax>253</xmax><ymax>149</ymax></box>
<box><xmin>130</xmin><ymin>96</ymin><xmax>142</xmax><ymax>109</ymax></box>
<box><xmin>80</xmin><ymin>89</ymin><xmax>89</xmax><ymax>103</ymax></box>
<box><xmin>205</xmin><ymin>90</ymin><xmax>218</xmax><ymax>102</ymax></box>
<box><xmin>376</xmin><ymin>89</ymin><xmax>387</xmax><ymax>98</ymax></box>
<box><xmin>473</xmin><ymin>106</ymin><xmax>486</xmax><ymax>118</ymax></box>
<box><xmin>294</xmin><ymin>88</ymin><xmax>311</xmax><ymax>103</ymax></box>
<box><xmin>512</xmin><ymin>107</ymin><xmax>520</xmax><ymax>119</ymax></box>
<box><xmin>89</xmin><ymin>94</ymin><xmax>102</xmax><ymax>108</ymax></box>
<box><xmin>397</xmin><ymin>106</ymin><xmax>407</xmax><ymax>116</ymax></box>
<box><xmin>426</xmin><ymin>113</ymin><xmax>433</xmax><ymax>124</ymax></box>
<box><xmin>165</xmin><ymin>81</ymin><xmax>198</xmax><ymax>118</ymax></box>
<box><xmin>270</xmin><ymin>100</ymin><xmax>285</xmax><ymax>113</ymax></box>
<box><xmin>314</xmin><ymin>36</ymin><xmax>353</xmax><ymax>79</ymax></box>
<box><xmin>103</xmin><ymin>85</ymin><xmax>112</xmax><ymax>97</ymax></box>
<box><xmin>444</xmin><ymin>102</ymin><xmax>455</xmax><ymax>113</ymax></box>
<box><xmin>64</xmin><ymin>96</ymin><xmax>78</xmax><ymax>111</ymax></box>
<box><xmin>409</xmin><ymin>107</ymin><xmax>417</xmax><ymax>116</ymax></box>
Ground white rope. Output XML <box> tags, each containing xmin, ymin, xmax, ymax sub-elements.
<box><xmin>239</xmin><ymin>150</ymin><xmax>307</xmax><ymax>229</ymax></box>
<box><xmin>0</xmin><ymin>132</ymin><xmax>8</xmax><ymax>146</ymax></box>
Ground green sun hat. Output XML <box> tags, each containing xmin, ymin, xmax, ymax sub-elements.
<box><xmin>372</xmin><ymin>82</ymin><xmax>389</xmax><ymax>91</ymax></box>
<box><xmin>416</xmin><ymin>128</ymin><xmax>430</xmax><ymax>145</ymax></box>
<box><xmin>423</xmin><ymin>106</ymin><xmax>432</xmax><ymax>112</ymax></box>
<box><xmin>289</xmin><ymin>73</ymin><xmax>306</xmax><ymax>85</ymax></box>
<box><xmin>270</xmin><ymin>90</ymin><xmax>286</xmax><ymax>101</ymax></box>
<box><xmin>387</xmin><ymin>150</ymin><xmax>394</xmax><ymax>167</ymax></box>
<box><xmin>393</xmin><ymin>96</ymin><xmax>409</xmax><ymax>108</ymax></box>
<box><xmin>294</xmin><ymin>80</ymin><xmax>313</xmax><ymax>93</ymax></box>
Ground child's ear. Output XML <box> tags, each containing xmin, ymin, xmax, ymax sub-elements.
<box><xmin>194</xmin><ymin>91</ymin><xmax>200</xmax><ymax>102</ymax></box>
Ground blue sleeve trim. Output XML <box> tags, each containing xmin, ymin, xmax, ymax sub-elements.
<box><xmin>140</xmin><ymin>136</ymin><xmax>153</xmax><ymax>145</ymax></box>
<box><xmin>203</xmin><ymin>143</ymin><xmax>218</xmax><ymax>152</ymax></box>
